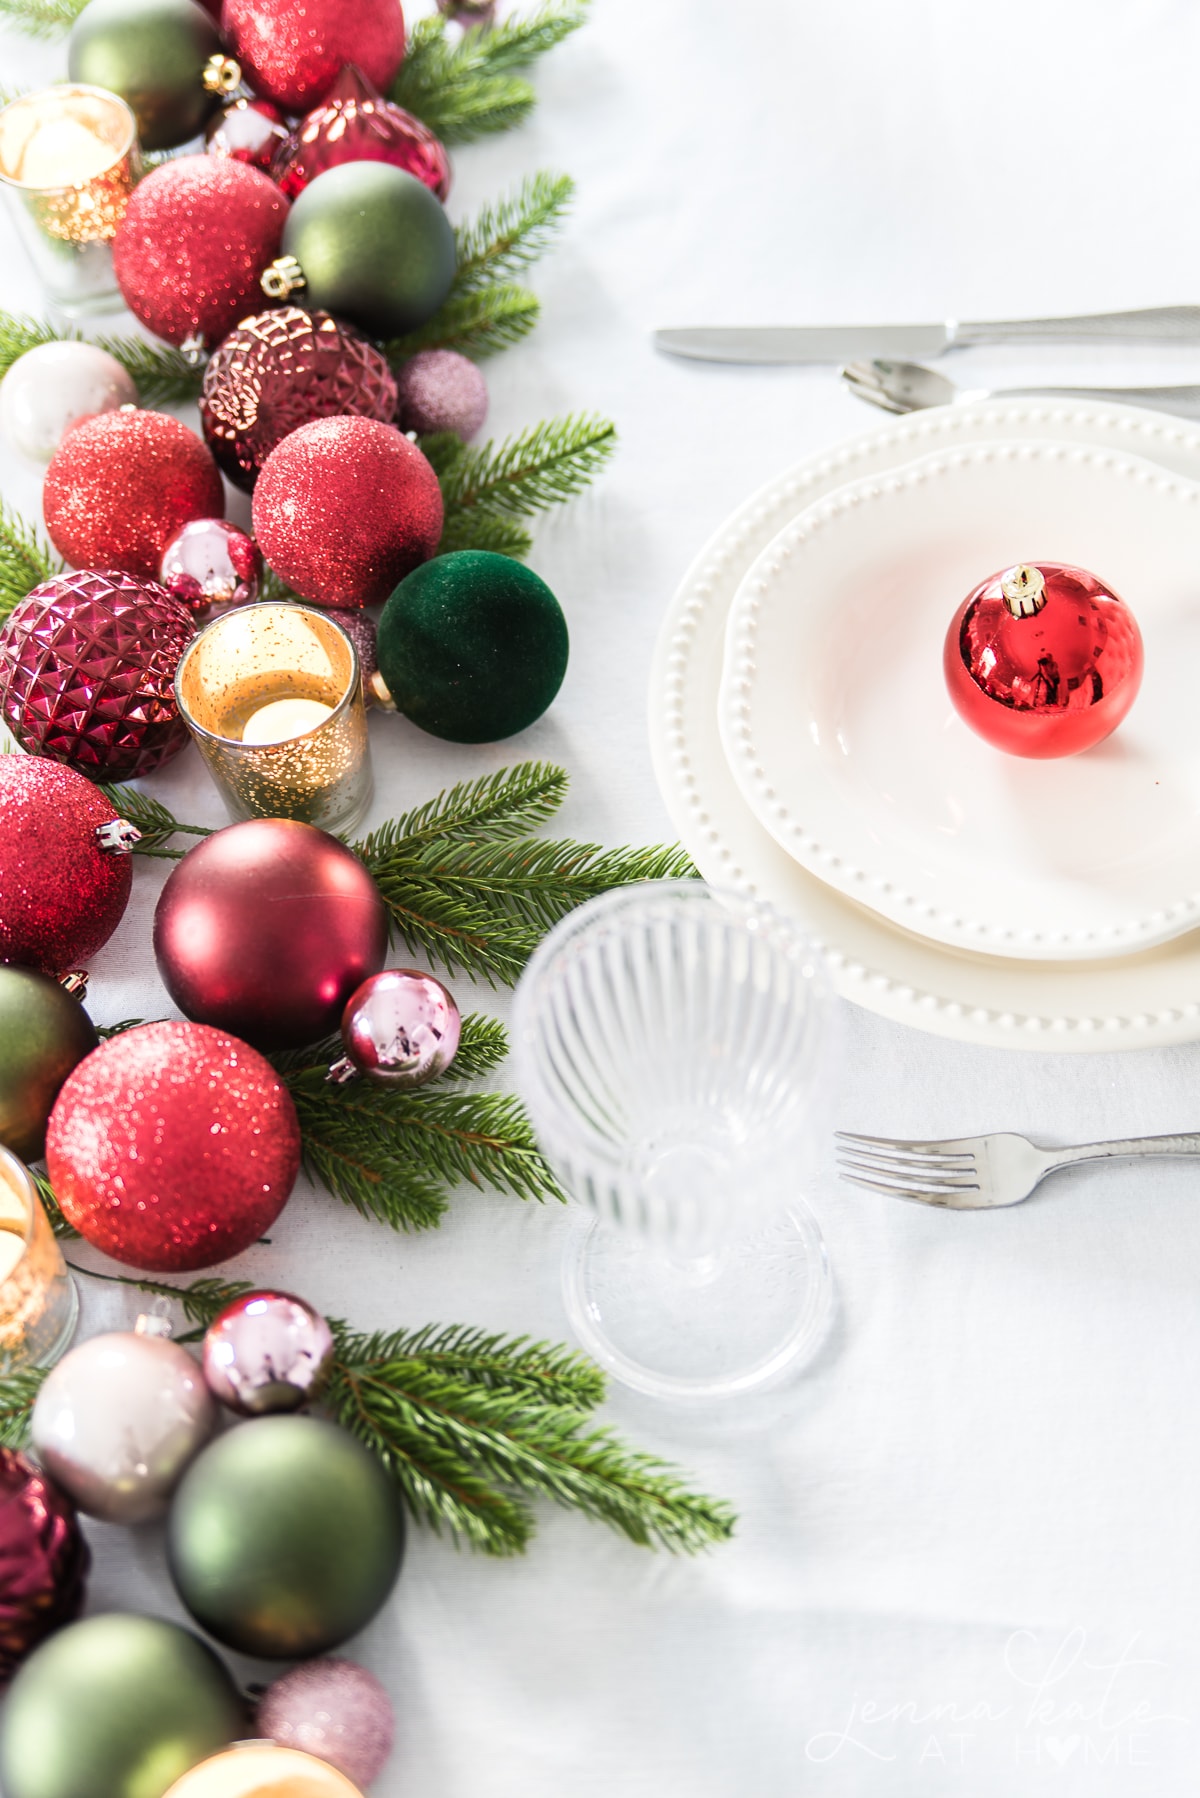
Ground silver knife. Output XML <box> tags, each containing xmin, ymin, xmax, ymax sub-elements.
<box><xmin>654</xmin><ymin>307</ymin><xmax>1200</xmax><ymax>365</ymax></box>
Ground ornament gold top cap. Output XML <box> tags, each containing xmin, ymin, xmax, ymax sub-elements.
<box><xmin>1000</xmin><ymin>563</ymin><xmax>1047</xmax><ymax>618</ymax></box>
<box><xmin>368</xmin><ymin>669</ymin><xmax>396</xmax><ymax>711</ymax></box>
<box><xmin>261</xmin><ymin>255</ymin><xmax>306</xmax><ymax>301</ymax></box>
<box><xmin>203</xmin><ymin>54</ymin><xmax>243</xmax><ymax>95</ymax></box>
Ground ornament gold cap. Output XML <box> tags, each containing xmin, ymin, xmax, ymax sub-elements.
<box><xmin>134</xmin><ymin>1308</ymin><xmax>173</xmax><ymax>1338</ymax></box>
<box><xmin>368</xmin><ymin>669</ymin><xmax>396</xmax><ymax>710</ymax></box>
<box><xmin>203</xmin><ymin>54</ymin><xmax>243</xmax><ymax>96</ymax></box>
<box><xmin>1001</xmin><ymin>564</ymin><xmax>1047</xmax><ymax>618</ymax></box>
<box><xmin>326</xmin><ymin>1055</ymin><xmax>358</xmax><ymax>1085</ymax></box>
<box><xmin>261</xmin><ymin>255</ymin><xmax>306</xmax><ymax>301</ymax></box>
<box><xmin>57</xmin><ymin>970</ymin><xmax>89</xmax><ymax>1000</ymax></box>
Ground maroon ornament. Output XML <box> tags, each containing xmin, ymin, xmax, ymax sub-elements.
<box><xmin>0</xmin><ymin>1451</ymin><xmax>89</xmax><ymax>1684</ymax></box>
<box><xmin>396</xmin><ymin>348</ymin><xmax>488</xmax><ymax>440</ymax></box>
<box><xmin>0</xmin><ymin>759</ymin><xmax>135</xmax><ymax>972</ymax></box>
<box><xmin>112</xmin><ymin>156</ymin><xmax>289</xmax><ymax>352</ymax></box>
<box><xmin>257</xmin><ymin>1659</ymin><xmax>395</xmax><ymax>1787</ymax></box>
<box><xmin>153</xmin><ymin>819</ymin><xmax>389</xmax><ymax>1050</ymax></box>
<box><xmin>42</xmin><ymin>409</ymin><xmax>225</xmax><ymax>582</ymax></box>
<box><xmin>221</xmin><ymin>0</ymin><xmax>407</xmax><ymax>113</ymax></box>
<box><xmin>160</xmin><ymin>519</ymin><xmax>262</xmax><ymax>618</ymax></box>
<box><xmin>47</xmin><ymin>1020</ymin><xmax>301</xmax><ymax>1273</ymax></box>
<box><xmin>944</xmin><ymin>561</ymin><xmax>1144</xmax><ymax>759</ymax></box>
<box><xmin>203</xmin><ymin>1290</ymin><xmax>335</xmax><ymax>1415</ymax></box>
<box><xmin>0</xmin><ymin>571</ymin><xmax>195</xmax><ymax>780</ymax></box>
<box><xmin>273</xmin><ymin>65</ymin><xmax>450</xmax><ymax>202</ymax></box>
<box><xmin>206</xmin><ymin>95</ymin><xmax>291</xmax><ymax>174</ymax></box>
<box><xmin>252</xmin><ymin>416</ymin><xmax>443</xmax><ymax>609</ymax></box>
<box><xmin>200</xmin><ymin>307</ymin><xmax>398</xmax><ymax>493</ymax></box>
<box><xmin>330</xmin><ymin>968</ymin><xmax>460</xmax><ymax>1087</ymax></box>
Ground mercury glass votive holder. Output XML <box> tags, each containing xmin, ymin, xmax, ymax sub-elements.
<box><xmin>0</xmin><ymin>85</ymin><xmax>140</xmax><ymax>316</ymax></box>
<box><xmin>175</xmin><ymin>602</ymin><xmax>374</xmax><ymax>834</ymax></box>
<box><xmin>0</xmin><ymin>1144</ymin><xmax>78</xmax><ymax>1372</ymax></box>
<box><xmin>162</xmin><ymin>1742</ymin><xmax>368</xmax><ymax>1798</ymax></box>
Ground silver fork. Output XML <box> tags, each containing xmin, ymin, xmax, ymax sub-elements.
<box><xmin>840</xmin><ymin>357</ymin><xmax>1200</xmax><ymax>421</ymax></box>
<box><xmin>835</xmin><ymin>1129</ymin><xmax>1200</xmax><ymax>1209</ymax></box>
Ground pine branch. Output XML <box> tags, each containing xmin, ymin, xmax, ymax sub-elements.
<box><xmin>439</xmin><ymin>509</ymin><xmax>535</xmax><ymax>558</ymax></box>
<box><xmin>0</xmin><ymin>1366</ymin><xmax>45</xmax><ymax>1448</ymax></box>
<box><xmin>438</xmin><ymin>414</ymin><xmax>616</xmax><ymax>522</ymax></box>
<box><xmin>359</xmin><ymin>762</ymin><xmax>569</xmax><ymax>850</ymax></box>
<box><xmin>259</xmin><ymin>567</ymin><xmax>305</xmax><ymax>605</ymax></box>
<box><xmin>96</xmin><ymin>1018</ymin><xmax>144</xmax><ymax>1039</ymax></box>
<box><xmin>452</xmin><ymin>171</ymin><xmax>574</xmax><ymax>294</ymax></box>
<box><xmin>65</xmin><ymin>1264</ymin><xmax>256</xmax><ymax>1342</ymax></box>
<box><xmin>0</xmin><ymin>498</ymin><xmax>60</xmax><ymax>625</ymax></box>
<box><xmin>92</xmin><ymin>331</ymin><xmax>204</xmax><ymax>408</ymax></box>
<box><xmin>385</xmin><ymin>283</ymin><xmax>541</xmax><ymax>363</ymax></box>
<box><xmin>99</xmin><ymin>784</ymin><xmax>211</xmax><ymax>855</ymax></box>
<box><xmin>32</xmin><ymin>1169</ymin><xmax>78</xmax><ymax>1241</ymax></box>
<box><xmin>0</xmin><ymin>0</ymin><xmax>82</xmax><ymax>36</ymax></box>
<box><xmin>390</xmin><ymin>3</ymin><xmax>587</xmax><ymax>144</ymax></box>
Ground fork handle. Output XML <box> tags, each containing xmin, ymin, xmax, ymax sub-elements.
<box><xmin>1044</xmin><ymin>1132</ymin><xmax>1200</xmax><ymax>1170</ymax></box>
<box><xmin>954</xmin><ymin>306</ymin><xmax>1200</xmax><ymax>346</ymax></box>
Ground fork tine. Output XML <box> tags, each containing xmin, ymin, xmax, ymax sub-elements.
<box><xmin>839</xmin><ymin>1172</ymin><xmax>972</xmax><ymax>1207</ymax></box>
<box><xmin>837</xmin><ymin>1156</ymin><xmax>979</xmax><ymax>1192</ymax></box>
<box><xmin>836</xmin><ymin>1131</ymin><xmax>977</xmax><ymax>1156</ymax></box>
<box><xmin>836</xmin><ymin>1144</ymin><xmax>975</xmax><ymax>1174</ymax></box>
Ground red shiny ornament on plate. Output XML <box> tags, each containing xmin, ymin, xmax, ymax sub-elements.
<box><xmin>944</xmin><ymin>561</ymin><xmax>1144</xmax><ymax>759</ymax></box>
<box><xmin>0</xmin><ymin>1450</ymin><xmax>89</xmax><ymax>1683</ymax></box>
<box><xmin>221</xmin><ymin>0</ymin><xmax>406</xmax><ymax>112</ymax></box>
<box><xmin>206</xmin><ymin>96</ymin><xmax>291</xmax><ymax>174</ymax></box>
<box><xmin>0</xmin><ymin>759</ymin><xmax>133</xmax><ymax>972</ymax></box>
<box><xmin>273</xmin><ymin>65</ymin><xmax>450</xmax><ymax>202</ymax></box>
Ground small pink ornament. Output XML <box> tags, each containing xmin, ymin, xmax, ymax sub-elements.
<box><xmin>257</xmin><ymin>1658</ymin><xmax>395</xmax><ymax>1788</ymax></box>
<box><xmin>159</xmin><ymin>518</ymin><xmax>263</xmax><ymax>618</ymax></box>
<box><xmin>395</xmin><ymin>348</ymin><xmax>488</xmax><ymax>441</ymax></box>
<box><xmin>206</xmin><ymin>96</ymin><xmax>291</xmax><ymax>173</ymax></box>
<box><xmin>203</xmin><ymin>1289</ymin><xmax>334</xmax><ymax>1416</ymax></box>
<box><xmin>328</xmin><ymin>969</ymin><xmax>461</xmax><ymax>1088</ymax></box>
<box><xmin>273</xmin><ymin>65</ymin><xmax>451</xmax><ymax>202</ymax></box>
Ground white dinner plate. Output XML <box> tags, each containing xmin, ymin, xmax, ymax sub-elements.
<box><xmin>648</xmin><ymin>401</ymin><xmax>1200</xmax><ymax>1050</ymax></box>
<box><xmin>718</xmin><ymin>439</ymin><xmax>1200</xmax><ymax>959</ymax></box>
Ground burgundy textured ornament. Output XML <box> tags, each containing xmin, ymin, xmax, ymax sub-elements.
<box><xmin>221</xmin><ymin>0</ymin><xmax>406</xmax><ymax>112</ymax></box>
<box><xmin>0</xmin><ymin>759</ymin><xmax>134</xmax><ymax>972</ymax></box>
<box><xmin>205</xmin><ymin>95</ymin><xmax>290</xmax><ymax>174</ymax></box>
<box><xmin>257</xmin><ymin>1659</ymin><xmax>395</xmax><ymax>1787</ymax></box>
<box><xmin>42</xmin><ymin>409</ymin><xmax>225</xmax><ymax>582</ymax></box>
<box><xmin>273</xmin><ymin>64</ymin><xmax>450</xmax><ymax>202</ymax></box>
<box><xmin>46</xmin><ymin>1020</ymin><xmax>301</xmax><ymax>1273</ymax></box>
<box><xmin>0</xmin><ymin>1451</ymin><xmax>89</xmax><ymax>1684</ymax></box>
<box><xmin>396</xmin><ymin>348</ymin><xmax>488</xmax><ymax>440</ymax></box>
<box><xmin>0</xmin><ymin>572</ymin><xmax>196</xmax><ymax>780</ymax></box>
<box><xmin>153</xmin><ymin>819</ymin><xmax>389</xmax><ymax>1050</ymax></box>
<box><xmin>200</xmin><ymin>307</ymin><xmax>398</xmax><ymax>493</ymax></box>
<box><xmin>112</xmin><ymin>156</ymin><xmax>289</xmax><ymax>351</ymax></box>
<box><xmin>160</xmin><ymin>519</ymin><xmax>262</xmax><ymax>617</ymax></box>
<box><xmin>203</xmin><ymin>1290</ymin><xmax>334</xmax><ymax>1415</ymax></box>
<box><xmin>330</xmin><ymin>968</ymin><xmax>460</xmax><ymax>1087</ymax></box>
<box><xmin>253</xmin><ymin>416</ymin><xmax>443</xmax><ymax>609</ymax></box>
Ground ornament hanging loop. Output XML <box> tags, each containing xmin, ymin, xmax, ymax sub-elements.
<box><xmin>1001</xmin><ymin>564</ymin><xmax>1048</xmax><ymax>619</ymax></box>
<box><xmin>261</xmin><ymin>255</ymin><xmax>307</xmax><ymax>301</ymax></box>
<box><xmin>134</xmin><ymin>1305</ymin><xmax>174</xmax><ymax>1339</ymax></box>
<box><xmin>203</xmin><ymin>54</ymin><xmax>243</xmax><ymax>95</ymax></box>
<box><xmin>95</xmin><ymin>818</ymin><xmax>142</xmax><ymax>856</ymax></box>
<box><xmin>368</xmin><ymin>670</ymin><xmax>396</xmax><ymax>710</ymax></box>
<box><xmin>326</xmin><ymin>1055</ymin><xmax>358</xmax><ymax>1085</ymax></box>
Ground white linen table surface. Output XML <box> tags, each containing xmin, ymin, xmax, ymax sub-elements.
<box><xmin>4</xmin><ymin>2</ymin><xmax>1200</xmax><ymax>1793</ymax></box>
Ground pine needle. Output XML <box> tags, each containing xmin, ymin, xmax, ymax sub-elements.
<box><xmin>358</xmin><ymin>762</ymin><xmax>569</xmax><ymax>849</ymax></box>
<box><xmin>452</xmin><ymin>171</ymin><xmax>574</xmax><ymax>293</ymax></box>
<box><xmin>390</xmin><ymin>2</ymin><xmax>587</xmax><ymax>144</ymax></box>
<box><xmin>0</xmin><ymin>1366</ymin><xmax>45</xmax><ymax>1448</ymax></box>
<box><xmin>438</xmin><ymin>510</ymin><xmax>535</xmax><ymax>559</ymax></box>
<box><xmin>99</xmin><ymin>783</ymin><xmax>211</xmax><ymax>856</ymax></box>
<box><xmin>384</xmin><ymin>283</ymin><xmax>541</xmax><ymax>362</ymax></box>
<box><xmin>437</xmin><ymin>413</ymin><xmax>617</xmax><ymax>520</ymax></box>
<box><xmin>32</xmin><ymin>1169</ymin><xmax>78</xmax><ymax>1241</ymax></box>
<box><xmin>0</xmin><ymin>498</ymin><xmax>59</xmax><ymax>625</ymax></box>
<box><xmin>0</xmin><ymin>0</ymin><xmax>82</xmax><ymax>36</ymax></box>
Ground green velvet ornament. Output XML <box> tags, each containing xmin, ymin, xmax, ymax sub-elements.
<box><xmin>68</xmin><ymin>0</ymin><xmax>224</xmax><ymax>151</ymax></box>
<box><xmin>0</xmin><ymin>967</ymin><xmax>98</xmax><ymax>1164</ymax></box>
<box><xmin>167</xmin><ymin>1415</ymin><xmax>405</xmax><ymax>1659</ymax></box>
<box><xmin>280</xmin><ymin>162</ymin><xmax>457</xmax><ymax>340</ymax></box>
<box><xmin>0</xmin><ymin>1614</ymin><xmax>244</xmax><ymax>1798</ymax></box>
<box><xmin>377</xmin><ymin>550</ymin><xmax>569</xmax><ymax>743</ymax></box>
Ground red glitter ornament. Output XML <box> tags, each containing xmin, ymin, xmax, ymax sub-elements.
<box><xmin>0</xmin><ymin>572</ymin><xmax>195</xmax><ymax>780</ymax></box>
<box><xmin>0</xmin><ymin>759</ymin><xmax>133</xmax><ymax>972</ymax></box>
<box><xmin>47</xmin><ymin>1020</ymin><xmax>302</xmax><ymax>1273</ymax></box>
<box><xmin>0</xmin><ymin>1451</ymin><xmax>89</xmax><ymax>1684</ymax></box>
<box><xmin>43</xmin><ymin>409</ymin><xmax>225</xmax><ymax>583</ymax></box>
<box><xmin>206</xmin><ymin>96</ymin><xmax>291</xmax><ymax>174</ymax></box>
<box><xmin>221</xmin><ymin>0</ymin><xmax>406</xmax><ymax>113</ymax></box>
<box><xmin>252</xmin><ymin>416</ymin><xmax>443</xmax><ymax>609</ymax></box>
<box><xmin>273</xmin><ymin>65</ymin><xmax>450</xmax><ymax>202</ymax></box>
<box><xmin>944</xmin><ymin>561</ymin><xmax>1144</xmax><ymax>759</ymax></box>
<box><xmin>200</xmin><ymin>308</ymin><xmax>398</xmax><ymax>493</ymax></box>
<box><xmin>113</xmin><ymin>156</ymin><xmax>289</xmax><ymax>351</ymax></box>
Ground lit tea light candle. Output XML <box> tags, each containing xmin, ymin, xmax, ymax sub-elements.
<box><xmin>163</xmin><ymin>1742</ymin><xmax>366</xmax><ymax>1798</ymax></box>
<box><xmin>0</xmin><ymin>1143</ymin><xmax>78</xmax><ymax>1369</ymax></box>
<box><xmin>241</xmin><ymin>695</ymin><xmax>336</xmax><ymax>744</ymax></box>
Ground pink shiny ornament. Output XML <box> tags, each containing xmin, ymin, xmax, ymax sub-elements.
<box><xmin>206</xmin><ymin>96</ymin><xmax>291</xmax><ymax>174</ymax></box>
<box><xmin>944</xmin><ymin>561</ymin><xmax>1144</xmax><ymax>759</ymax></box>
<box><xmin>395</xmin><ymin>348</ymin><xmax>488</xmax><ymax>441</ymax></box>
<box><xmin>203</xmin><ymin>1290</ymin><xmax>334</xmax><ymax>1416</ymax></box>
<box><xmin>330</xmin><ymin>968</ymin><xmax>461</xmax><ymax>1087</ymax></box>
<box><xmin>257</xmin><ymin>1658</ymin><xmax>395</xmax><ymax>1788</ymax></box>
<box><xmin>273</xmin><ymin>65</ymin><xmax>451</xmax><ymax>202</ymax></box>
<box><xmin>159</xmin><ymin>518</ymin><xmax>263</xmax><ymax>618</ymax></box>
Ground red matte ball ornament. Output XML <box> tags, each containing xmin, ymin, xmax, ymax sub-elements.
<box><xmin>943</xmin><ymin>562</ymin><xmax>1144</xmax><ymax>759</ymax></box>
<box><xmin>0</xmin><ymin>759</ymin><xmax>135</xmax><ymax>972</ymax></box>
<box><xmin>221</xmin><ymin>0</ymin><xmax>406</xmax><ymax>112</ymax></box>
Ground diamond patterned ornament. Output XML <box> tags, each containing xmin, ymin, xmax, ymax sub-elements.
<box><xmin>272</xmin><ymin>65</ymin><xmax>451</xmax><ymax>202</ymax></box>
<box><xmin>200</xmin><ymin>307</ymin><xmax>399</xmax><ymax>492</ymax></box>
<box><xmin>0</xmin><ymin>572</ymin><xmax>196</xmax><ymax>780</ymax></box>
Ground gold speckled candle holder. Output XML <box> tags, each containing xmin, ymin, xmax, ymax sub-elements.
<box><xmin>0</xmin><ymin>1144</ymin><xmax>78</xmax><ymax>1370</ymax></box>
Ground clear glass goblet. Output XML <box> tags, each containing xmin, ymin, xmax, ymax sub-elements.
<box><xmin>513</xmin><ymin>881</ymin><xmax>834</xmax><ymax>1399</ymax></box>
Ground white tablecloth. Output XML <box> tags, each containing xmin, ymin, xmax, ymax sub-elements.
<box><xmin>5</xmin><ymin>2</ymin><xmax>1200</xmax><ymax>1792</ymax></box>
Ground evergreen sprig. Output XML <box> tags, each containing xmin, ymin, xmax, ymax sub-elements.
<box><xmin>389</xmin><ymin>2</ymin><xmax>588</xmax><ymax>144</ymax></box>
<box><xmin>100</xmin><ymin>783</ymin><xmax>211</xmax><ymax>856</ymax></box>
<box><xmin>0</xmin><ymin>498</ymin><xmax>59</xmax><ymax>626</ymax></box>
<box><xmin>0</xmin><ymin>1365</ymin><xmax>45</xmax><ymax>1448</ymax></box>
<box><xmin>452</xmin><ymin>171</ymin><xmax>575</xmax><ymax>294</ymax></box>
<box><xmin>0</xmin><ymin>0</ymin><xmax>81</xmax><ymax>36</ymax></box>
<box><xmin>385</xmin><ymin>283</ymin><xmax>541</xmax><ymax>363</ymax></box>
<box><xmin>435</xmin><ymin>413</ymin><xmax>616</xmax><ymax>542</ymax></box>
<box><xmin>32</xmin><ymin>1169</ymin><xmax>77</xmax><ymax>1241</ymax></box>
<box><xmin>0</xmin><ymin>310</ymin><xmax>202</xmax><ymax>408</ymax></box>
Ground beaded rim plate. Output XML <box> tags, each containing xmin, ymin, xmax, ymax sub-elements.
<box><xmin>648</xmin><ymin>400</ymin><xmax>1200</xmax><ymax>1049</ymax></box>
<box><xmin>718</xmin><ymin>438</ymin><xmax>1200</xmax><ymax>960</ymax></box>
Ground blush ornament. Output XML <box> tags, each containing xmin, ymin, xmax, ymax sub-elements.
<box><xmin>257</xmin><ymin>1659</ymin><xmax>395</xmax><ymax>1788</ymax></box>
<box><xmin>395</xmin><ymin>348</ymin><xmax>488</xmax><ymax>441</ymax></box>
<box><xmin>329</xmin><ymin>969</ymin><xmax>461</xmax><ymax>1088</ymax></box>
<box><xmin>0</xmin><ymin>342</ymin><xmax>138</xmax><ymax>463</ymax></box>
<box><xmin>202</xmin><ymin>1290</ymin><xmax>335</xmax><ymax>1416</ymax></box>
<box><xmin>160</xmin><ymin>518</ymin><xmax>262</xmax><ymax>617</ymax></box>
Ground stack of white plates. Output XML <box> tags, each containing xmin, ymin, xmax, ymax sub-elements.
<box><xmin>649</xmin><ymin>401</ymin><xmax>1200</xmax><ymax>1051</ymax></box>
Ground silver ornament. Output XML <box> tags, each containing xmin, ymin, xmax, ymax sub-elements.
<box><xmin>0</xmin><ymin>342</ymin><xmax>138</xmax><ymax>462</ymax></box>
<box><xmin>30</xmin><ymin>1317</ymin><xmax>216</xmax><ymax>1523</ymax></box>
<box><xmin>202</xmin><ymin>1289</ymin><xmax>334</xmax><ymax>1415</ymax></box>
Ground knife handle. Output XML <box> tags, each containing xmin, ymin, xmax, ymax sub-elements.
<box><xmin>954</xmin><ymin>305</ymin><xmax>1200</xmax><ymax>346</ymax></box>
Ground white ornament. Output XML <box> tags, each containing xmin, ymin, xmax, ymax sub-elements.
<box><xmin>0</xmin><ymin>341</ymin><xmax>138</xmax><ymax>461</ymax></box>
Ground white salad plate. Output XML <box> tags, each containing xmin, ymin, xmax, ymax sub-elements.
<box><xmin>718</xmin><ymin>438</ymin><xmax>1200</xmax><ymax>960</ymax></box>
<box><xmin>649</xmin><ymin>401</ymin><xmax>1200</xmax><ymax>1050</ymax></box>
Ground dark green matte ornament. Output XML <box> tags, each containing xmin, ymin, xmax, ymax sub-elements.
<box><xmin>0</xmin><ymin>967</ymin><xmax>98</xmax><ymax>1163</ymax></box>
<box><xmin>167</xmin><ymin>1415</ymin><xmax>405</xmax><ymax>1659</ymax></box>
<box><xmin>278</xmin><ymin>162</ymin><xmax>457</xmax><ymax>339</ymax></box>
<box><xmin>0</xmin><ymin>1613</ymin><xmax>244</xmax><ymax>1798</ymax></box>
<box><xmin>377</xmin><ymin>550</ymin><xmax>569</xmax><ymax>742</ymax></box>
<box><xmin>68</xmin><ymin>0</ymin><xmax>225</xmax><ymax>151</ymax></box>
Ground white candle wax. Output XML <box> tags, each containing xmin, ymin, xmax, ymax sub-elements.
<box><xmin>241</xmin><ymin>697</ymin><xmax>335</xmax><ymax>744</ymax></box>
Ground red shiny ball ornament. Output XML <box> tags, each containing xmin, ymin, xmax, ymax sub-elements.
<box><xmin>153</xmin><ymin>820</ymin><xmax>389</xmax><ymax>1050</ymax></box>
<box><xmin>47</xmin><ymin>1020</ymin><xmax>301</xmax><ymax>1272</ymax></box>
<box><xmin>0</xmin><ymin>571</ymin><xmax>195</xmax><ymax>780</ymax></box>
<box><xmin>206</xmin><ymin>95</ymin><xmax>291</xmax><ymax>174</ymax></box>
<box><xmin>42</xmin><ymin>409</ymin><xmax>225</xmax><ymax>582</ymax></box>
<box><xmin>113</xmin><ymin>156</ymin><xmax>289</xmax><ymax>351</ymax></box>
<box><xmin>273</xmin><ymin>65</ymin><xmax>450</xmax><ymax>202</ymax></box>
<box><xmin>0</xmin><ymin>759</ymin><xmax>133</xmax><ymax>972</ymax></box>
<box><xmin>944</xmin><ymin>561</ymin><xmax>1144</xmax><ymax>759</ymax></box>
<box><xmin>160</xmin><ymin>518</ymin><xmax>262</xmax><ymax>617</ymax></box>
<box><xmin>335</xmin><ymin>968</ymin><xmax>461</xmax><ymax>1087</ymax></box>
<box><xmin>253</xmin><ymin>417</ymin><xmax>443</xmax><ymax>609</ymax></box>
<box><xmin>0</xmin><ymin>1450</ymin><xmax>89</xmax><ymax>1684</ymax></box>
<box><xmin>200</xmin><ymin>308</ymin><xmax>398</xmax><ymax>493</ymax></box>
<box><xmin>221</xmin><ymin>0</ymin><xmax>406</xmax><ymax>112</ymax></box>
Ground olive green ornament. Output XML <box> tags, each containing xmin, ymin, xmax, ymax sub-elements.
<box><xmin>167</xmin><ymin>1415</ymin><xmax>405</xmax><ymax>1659</ymax></box>
<box><xmin>267</xmin><ymin>162</ymin><xmax>456</xmax><ymax>340</ymax></box>
<box><xmin>375</xmin><ymin>549</ymin><xmax>570</xmax><ymax>742</ymax></box>
<box><xmin>0</xmin><ymin>1613</ymin><xmax>244</xmax><ymax>1798</ymax></box>
<box><xmin>0</xmin><ymin>967</ymin><xmax>98</xmax><ymax>1163</ymax></box>
<box><xmin>68</xmin><ymin>0</ymin><xmax>234</xmax><ymax>151</ymax></box>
